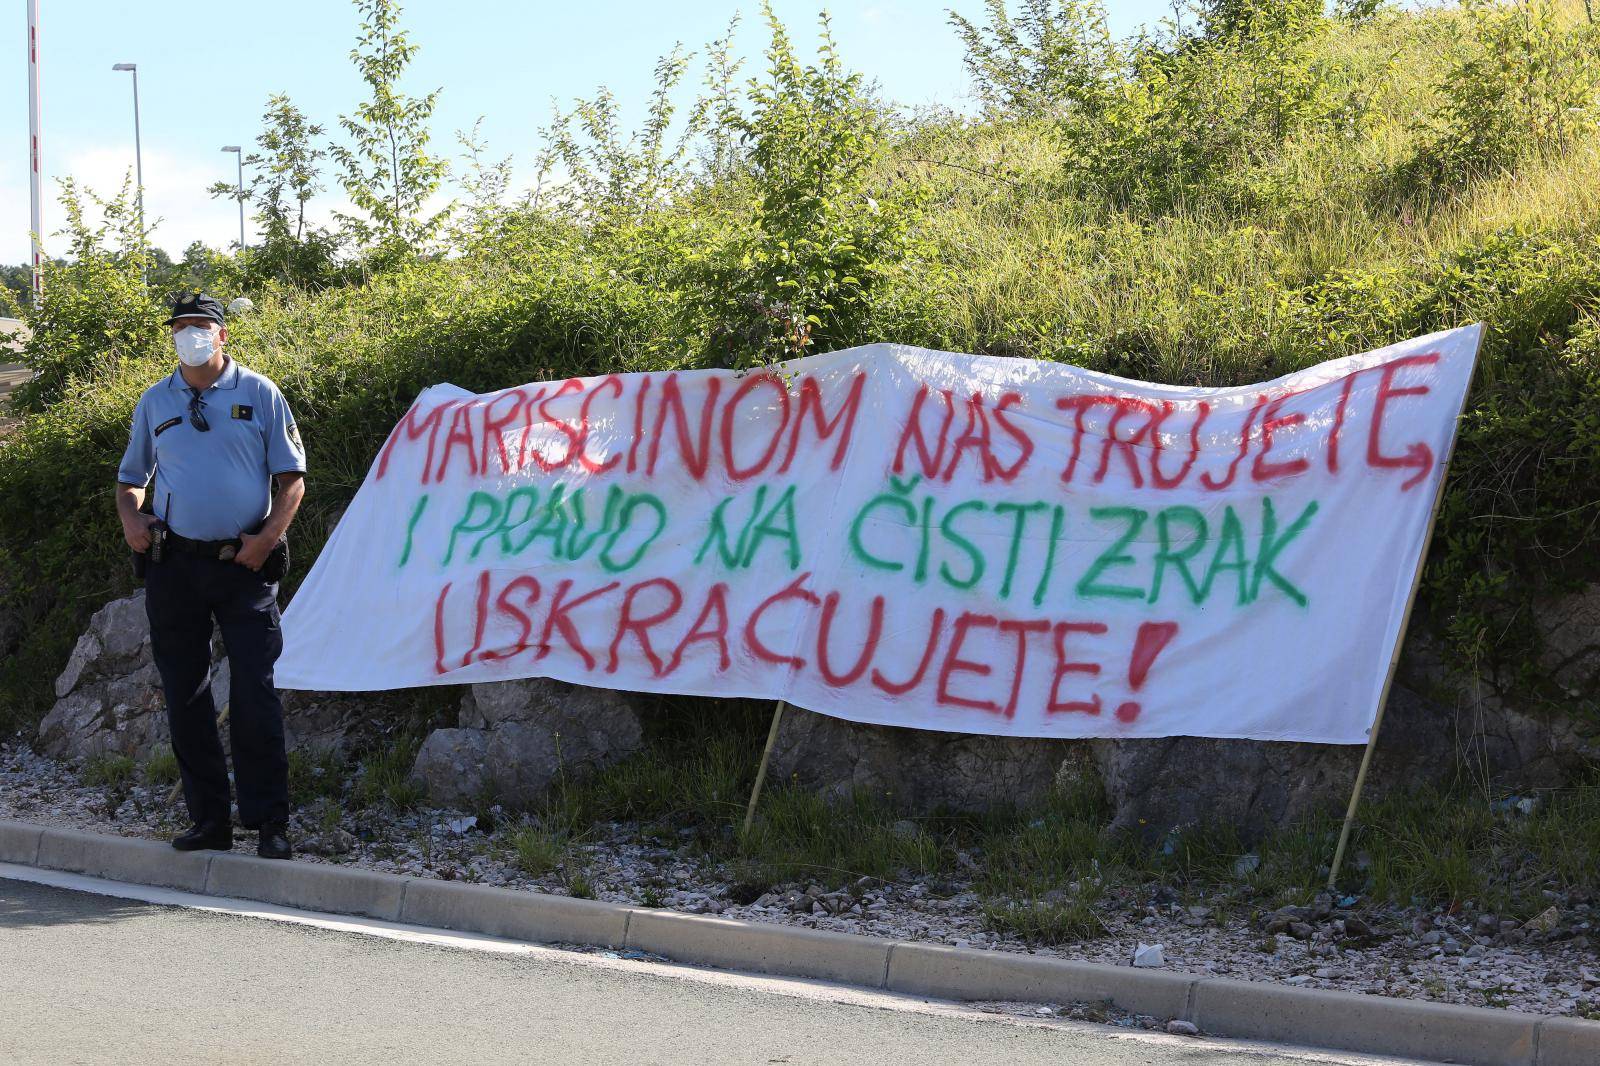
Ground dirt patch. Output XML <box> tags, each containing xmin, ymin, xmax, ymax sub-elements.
<box><xmin>0</xmin><ymin>363</ymin><xmax>28</xmax><ymax>439</ymax></box>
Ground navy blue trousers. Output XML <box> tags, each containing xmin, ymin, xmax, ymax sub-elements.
<box><xmin>144</xmin><ymin>551</ymin><xmax>289</xmax><ymax>829</ymax></box>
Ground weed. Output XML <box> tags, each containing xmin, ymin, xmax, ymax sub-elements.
<box><xmin>306</xmin><ymin>798</ymin><xmax>342</xmax><ymax>836</ymax></box>
<box><xmin>412</xmin><ymin>827</ymin><xmax>434</xmax><ymax>867</ymax></box>
<box><xmin>141</xmin><ymin>749</ymin><xmax>179</xmax><ymax>788</ymax></box>
<box><xmin>353</xmin><ymin>735</ymin><xmax>425</xmax><ymax>811</ymax></box>
<box><xmin>506</xmin><ymin>823</ymin><xmax>568</xmax><ymax>879</ymax></box>
<box><xmin>982</xmin><ymin>896</ymin><xmax>1106</xmax><ymax>945</ymax></box>
<box><xmin>564</xmin><ymin>866</ymin><xmax>596</xmax><ymax>899</ymax></box>
<box><xmin>738</xmin><ymin>785</ymin><xmax>950</xmax><ymax>887</ymax></box>
<box><xmin>725</xmin><ymin>865</ymin><xmax>776</xmax><ymax>905</ymax></box>
<box><xmin>975</xmin><ymin>782</ymin><xmax>1124</xmax><ymax>899</ymax></box>
<box><xmin>80</xmin><ymin>753</ymin><xmax>137</xmax><ymax>790</ymax></box>
<box><xmin>288</xmin><ymin>746</ymin><xmax>346</xmax><ymax>807</ymax></box>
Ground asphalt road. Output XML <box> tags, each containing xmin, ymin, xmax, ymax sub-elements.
<box><xmin>0</xmin><ymin>362</ymin><xmax>27</xmax><ymax>437</ymax></box>
<box><xmin>0</xmin><ymin>877</ymin><xmax>1420</xmax><ymax>1066</ymax></box>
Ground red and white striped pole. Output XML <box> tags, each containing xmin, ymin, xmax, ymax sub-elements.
<box><xmin>27</xmin><ymin>0</ymin><xmax>44</xmax><ymax>302</ymax></box>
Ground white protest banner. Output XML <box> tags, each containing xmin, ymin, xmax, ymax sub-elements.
<box><xmin>277</xmin><ymin>324</ymin><xmax>1480</xmax><ymax>745</ymax></box>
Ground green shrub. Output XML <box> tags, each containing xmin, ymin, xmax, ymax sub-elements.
<box><xmin>1413</xmin><ymin>1</ymin><xmax>1600</xmax><ymax>185</ymax></box>
<box><xmin>9</xmin><ymin>178</ymin><xmax>164</xmax><ymax>415</ymax></box>
<box><xmin>951</xmin><ymin>0</ymin><xmax>1362</xmax><ymax>213</ymax></box>
<box><xmin>685</xmin><ymin>7</ymin><xmax>928</xmax><ymax>367</ymax></box>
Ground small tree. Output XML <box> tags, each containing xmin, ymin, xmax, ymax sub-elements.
<box><xmin>211</xmin><ymin>94</ymin><xmax>342</xmax><ymax>287</ymax></box>
<box><xmin>709</xmin><ymin>7</ymin><xmax>923</xmax><ymax>366</ymax></box>
<box><xmin>696</xmin><ymin>17</ymin><xmax>746</xmax><ymax>184</ymax></box>
<box><xmin>148</xmin><ymin>241</ymin><xmax>243</xmax><ymax>296</ymax></box>
<box><xmin>332</xmin><ymin>0</ymin><xmax>449</xmax><ymax>265</ymax></box>
<box><xmin>535</xmin><ymin>45</ymin><xmax>702</xmax><ymax>227</ymax></box>
<box><xmin>948</xmin><ymin>0</ymin><xmax>1120</xmax><ymax>119</ymax></box>
<box><xmin>447</xmin><ymin>118</ymin><xmax>516</xmax><ymax>251</ymax></box>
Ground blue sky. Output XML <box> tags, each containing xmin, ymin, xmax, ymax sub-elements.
<box><xmin>3</xmin><ymin>1</ymin><xmax>1173</xmax><ymax>265</ymax></box>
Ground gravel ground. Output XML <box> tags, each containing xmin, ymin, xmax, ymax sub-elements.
<box><xmin>4</xmin><ymin>740</ymin><xmax>1597</xmax><ymax>1021</ymax></box>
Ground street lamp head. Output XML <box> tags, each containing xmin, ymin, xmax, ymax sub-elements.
<box><xmin>221</xmin><ymin>146</ymin><xmax>242</xmax><ymax>153</ymax></box>
<box><xmin>112</xmin><ymin>62</ymin><xmax>136</xmax><ymax>72</ymax></box>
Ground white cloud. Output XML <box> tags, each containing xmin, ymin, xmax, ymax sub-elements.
<box><xmin>4</xmin><ymin>139</ymin><xmax>537</xmax><ymax>266</ymax></box>
<box><xmin>41</xmin><ymin>141</ymin><xmax>257</xmax><ymax>260</ymax></box>
<box><xmin>15</xmin><ymin>140</ymin><xmax>362</xmax><ymax>265</ymax></box>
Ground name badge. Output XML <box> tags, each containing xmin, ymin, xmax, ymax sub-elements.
<box><xmin>232</xmin><ymin>405</ymin><xmax>254</xmax><ymax>421</ymax></box>
<box><xmin>154</xmin><ymin>416</ymin><xmax>183</xmax><ymax>437</ymax></box>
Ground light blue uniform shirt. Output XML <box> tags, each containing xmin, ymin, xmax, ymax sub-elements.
<box><xmin>117</xmin><ymin>359</ymin><xmax>306</xmax><ymax>541</ymax></box>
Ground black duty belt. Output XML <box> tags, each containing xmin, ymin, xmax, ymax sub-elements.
<box><xmin>165</xmin><ymin>531</ymin><xmax>245</xmax><ymax>561</ymax></box>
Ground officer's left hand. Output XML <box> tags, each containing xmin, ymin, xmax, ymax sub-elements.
<box><xmin>234</xmin><ymin>531</ymin><xmax>273</xmax><ymax>572</ymax></box>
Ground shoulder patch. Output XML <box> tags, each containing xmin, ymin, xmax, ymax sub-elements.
<box><xmin>153</xmin><ymin>415</ymin><xmax>183</xmax><ymax>437</ymax></box>
<box><xmin>289</xmin><ymin>423</ymin><xmax>303</xmax><ymax>449</ymax></box>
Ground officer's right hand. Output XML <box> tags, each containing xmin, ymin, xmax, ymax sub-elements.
<box><xmin>122</xmin><ymin>514</ymin><xmax>159</xmax><ymax>553</ymax></box>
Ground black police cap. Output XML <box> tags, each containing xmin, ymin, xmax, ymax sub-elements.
<box><xmin>164</xmin><ymin>292</ymin><xmax>226</xmax><ymax>327</ymax></box>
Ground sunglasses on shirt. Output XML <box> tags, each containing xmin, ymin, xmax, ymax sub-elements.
<box><xmin>187</xmin><ymin>388</ymin><xmax>210</xmax><ymax>432</ymax></box>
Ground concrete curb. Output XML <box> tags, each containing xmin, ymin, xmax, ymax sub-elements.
<box><xmin>885</xmin><ymin>941</ymin><xmax>1195</xmax><ymax>1021</ymax></box>
<box><xmin>401</xmin><ymin>877</ymin><xmax>631</xmax><ymax>949</ymax></box>
<box><xmin>4</xmin><ymin>819</ymin><xmax>1596</xmax><ymax>1066</ymax></box>
<box><xmin>627</xmin><ymin>908</ymin><xmax>891</xmax><ymax>988</ymax></box>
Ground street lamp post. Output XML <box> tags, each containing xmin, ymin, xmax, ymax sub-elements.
<box><xmin>222</xmin><ymin>145</ymin><xmax>245</xmax><ymax>253</ymax></box>
<box><xmin>111</xmin><ymin>62</ymin><xmax>144</xmax><ymax>283</ymax></box>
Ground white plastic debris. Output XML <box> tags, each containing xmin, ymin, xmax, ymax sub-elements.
<box><xmin>1133</xmin><ymin>943</ymin><xmax>1166</xmax><ymax>967</ymax></box>
<box><xmin>443</xmin><ymin>815</ymin><xmax>477</xmax><ymax>834</ymax></box>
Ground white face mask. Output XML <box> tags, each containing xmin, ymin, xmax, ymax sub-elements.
<box><xmin>174</xmin><ymin>326</ymin><xmax>217</xmax><ymax>367</ymax></box>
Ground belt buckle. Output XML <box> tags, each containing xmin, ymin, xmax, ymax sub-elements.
<box><xmin>218</xmin><ymin>544</ymin><xmax>237</xmax><ymax>562</ymax></box>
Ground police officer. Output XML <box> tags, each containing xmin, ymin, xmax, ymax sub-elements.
<box><xmin>115</xmin><ymin>293</ymin><xmax>306</xmax><ymax>860</ymax></box>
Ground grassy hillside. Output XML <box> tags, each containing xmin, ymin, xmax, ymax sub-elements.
<box><xmin>2</xmin><ymin>1</ymin><xmax>1598</xmax><ymax>732</ymax></box>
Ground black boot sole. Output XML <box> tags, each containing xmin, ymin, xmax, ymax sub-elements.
<box><xmin>172</xmin><ymin>835</ymin><xmax>234</xmax><ymax>852</ymax></box>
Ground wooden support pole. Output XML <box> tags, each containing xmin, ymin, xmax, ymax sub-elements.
<box><xmin>1325</xmin><ymin>613</ymin><xmax>1414</xmax><ymax>892</ymax></box>
<box><xmin>742</xmin><ymin>700</ymin><xmax>787</xmax><ymax>838</ymax></box>
<box><xmin>1326</xmin><ymin>328</ymin><xmax>1483</xmax><ymax>892</ymax></box>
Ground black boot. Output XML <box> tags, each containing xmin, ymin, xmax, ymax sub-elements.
<box><xmin>172</xmin><ymin>821</ymin><xmax>233</xmax><ymax>852</ymax></box>
<box><xmin>257</xmin><ymin>822</ymin><xmax>293</xmax><ymax>860</ymax></box>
